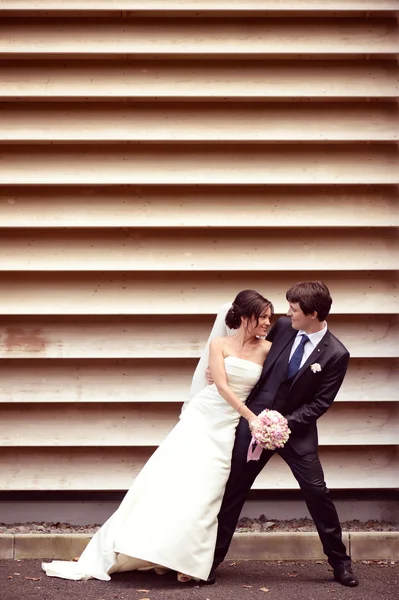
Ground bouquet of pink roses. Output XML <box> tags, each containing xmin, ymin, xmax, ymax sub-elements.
<box><xmin>247</xmin><ymin>409</ymin><xmax>291</xmax><ymax>461</ymax></box>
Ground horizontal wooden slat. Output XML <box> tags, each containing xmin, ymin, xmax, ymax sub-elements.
<box><xmin>0</xmin><ymin>315</ymin><xmax>397</xmax><ymax>359</ymax></box>
<box><xmin>1</xmin><ymin>60</ymin><xmax>398</xmax><ymax>98</ymax></box>
<box><xmin>340</xmin><ymin>359</ymin><xmax>399</xmax><ymax>403</ymax></box>
<box><xmin>1</xmin><ymin>18</ymin><xmax>398</xmax><ymax>55</ymax></box>
<box><xmin>1</xmin><ymin>358</ymin><xmax>397</xmax><ymax>404</ymax></box>
<box><xmin>0</xmin><ymin>358</ymin><xmax>398</xmax><ymax>404</ymax></box>
<box><xmin>1</xmin><ymin>144</ymin><xmax>398</xmax><ymax>185</ymax></box>
<box><xmin>1</xmin><ymin>102</ymin><xmax>398</xmax><ymax>141</ymax></box>
<box><xmin>1</xmin><ymin>1</ymin><xmax>398</xmax><ymax>11</ymax></box>
<box><xmin>317</xmin><ymin>402</ymin><xmax>399</xmax><ymax>445</ymax></box>
<box><xmin>0</xmin><ymin>228</ymin><xmax>397</xmax><ymax>271</ymax></box>
<box><xmin>0</xmin><ymin>272</ymin><xmax>397</xmax><ymax>315</ymax></box>
<box><xmin>0</xmin><ymin>358</ymin><xmax>193</xmax><ymax>404</ymax></box>
<box><xmin>2</xmin><ymin>402</ymin><xmax>398</xmax><ymax>446</ymax></box>
<box><xmin>1</xmin><ymin>446</ymin><xmax>397</xmax><ymax>490</ymax></box>
<box><xmin>1</xmin><ymin>185</ymin><xmax>397</xmax><ymax>227</ymax></box>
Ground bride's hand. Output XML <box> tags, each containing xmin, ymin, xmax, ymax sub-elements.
<box><xmin>248</xmin><ymin>414</ymin><xmax>258</xmax><ymax>430</ymax></box>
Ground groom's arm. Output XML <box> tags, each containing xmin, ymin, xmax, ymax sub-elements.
<box><xmin>285</xmin><ymin>351</ymin><xmax>349</xmax><ymax>433</ymax></box>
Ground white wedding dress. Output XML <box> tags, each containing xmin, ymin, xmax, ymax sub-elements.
<box><xmin>42</xmin><ymin>356</ymin><xmax>262</xmax><ymax>582</ymax></box>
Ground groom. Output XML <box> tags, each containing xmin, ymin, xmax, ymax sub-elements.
<box><xmin>204</xmin><ymin>281</ymin><xmax>358</xmax><ymax>587</ymax></box>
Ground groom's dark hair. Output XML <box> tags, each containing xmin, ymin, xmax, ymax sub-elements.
<box><xmin>286</xmin><ymin>281</ymin><xmax>332</xmax><ymax>321</ymax></box>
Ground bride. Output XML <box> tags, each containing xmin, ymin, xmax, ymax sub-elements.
<box><xmin>42</xmin><ymin>289</ymin><xmax>273</xmax><ymax>583</ymax></box>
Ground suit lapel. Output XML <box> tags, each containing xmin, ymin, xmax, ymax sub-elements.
<box><xmin>290</xmin><ymin>330</ymin><xmax>331</xmax><ymax>388</ymax></box>
<box><xmin>259</xmin><ymin>327</ymin><xmax>296</xmax><ymax>384</ymax></box>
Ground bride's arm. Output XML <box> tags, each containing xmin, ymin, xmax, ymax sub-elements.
<box><xmin>209</xmin><ymin>338</ymin><xmax>257</xmax><ymax>424</ymax></box>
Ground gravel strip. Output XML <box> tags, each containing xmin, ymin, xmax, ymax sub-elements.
<box><xmin>1</xmin><ymin>517</ymin><xmax>398</xmax><ymax>535</ymax></box>
<box><xmin>236</xmin><ymin>517</ymin><xmax>399</xmax><ymax>533</ymax></box>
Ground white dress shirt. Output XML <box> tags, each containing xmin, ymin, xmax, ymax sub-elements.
<box><xmin>288</xmin><ymin>322</ymin><xmax>328</xmax><ymax>369</ymax></box>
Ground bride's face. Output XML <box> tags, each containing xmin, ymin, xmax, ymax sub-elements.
<box><xmin>245</xmin><ymin>308</ymin><xmax>272</xmax><ymax>337</ymax></box>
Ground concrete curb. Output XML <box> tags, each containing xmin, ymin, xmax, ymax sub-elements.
<box><xmin>229</xmin><ymin>532</ymin><xmax>350</xmax><ymax>561</ymax></box>
<box><xmin>14</xmin><ymin>533</ymin><xmax>90</xmax><ymax>560</ymax></box>
<box><xmin>0</xmin><ymin>532</ymin><xmax>398</xmax><ymax>561</ymax></box>
<box><xmin>0</xmin><ymin>534</ymin><xmax>13</xmax><ymax>559</ymax></box>
<box><xmin>349</xmin><ymin>532</ymin><xmax>399</xmax><ymax>560</ymax></box>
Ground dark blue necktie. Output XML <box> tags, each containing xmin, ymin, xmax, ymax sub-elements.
<box><xmin>287</xmin><ymin>334</ymin><xmax>310</xmax><ymax>378</ymax></box>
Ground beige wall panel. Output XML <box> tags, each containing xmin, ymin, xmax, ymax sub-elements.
<box><xmin>333</xmin><ymin>316</ymin><xmax>399</xmax><ymax>358</ymax></box>
<box><xmin>0</xmin><ymin>228</ymin><xmax>397</xmax><ymax>271</ymax></box>
<box><xmin>1</xmin><ymin>144</ymin><xmax>398</xmax><ymax>185</ymax></box>
<box><xmin>0</xmin><ymin>358</ymin><xmax>397</xmax><ymax>404</ymax></box>
<box><xmin>0</xmin><ymin>5</ymin><xmax>396</xmax><ymax>499</ymax></box>
<box><xmin>0</xmin><ymin>359</ymin><xmax>194</xmax><ymax>404</ymax></box>
<box><xmin>317</xmin><ymin>402</ymin><xmax>399</xmax><ymax>445</ymax></box>
<box><xmin>0</xmin><ymin>271</ymin><xmax>397</xmax><ymax>315</ymax></box>
<box><xmin>1</xmin><ymin>18</ymin><xmax>398</xmax><ymax>55</ymax></box>
<box><xmin>0</xmin><ymin>315</ymin><xmax>211</xmax><ymax>359</ymax></box>
<box><xmin>1</xmin><ymin>447</ymin><xmax>397</xmax><ymax>490</ymax></box>
<box><xmin>1</xmin><ymin>1</ymin><xmax>398</xmax><ymax>10</ymax></box>
<box><xmin>1</xmin><ymin>186</ymin><xmax>398</xmax><ymax>228</ymax></box>
<box><xmin>132</xmin><ymin>0</ymin><xmax>399</xmax><ymax>8</ymax></box>
<box><xmin>341</xmin><ymin>359</ymin><xmax>399</xmax><ymax>402</ymax></box>
<box><xmin>1</xmin><ymin>102</ymin><xmax>398</xmax><ymax>141</ymax></box>
<box><xmin>0</xmin><ymin>315</ymin><xmax>397</xmax><ymax>359</ymax></box>
<box><xmin>1</xmin><ymin>402</ymin><xmax>397</xmax><ymax>447</ymax></box>
<box><xmin>1</xmin><ymin>61</ymin><xmax>398</xmax><ymax>98</ymax></box>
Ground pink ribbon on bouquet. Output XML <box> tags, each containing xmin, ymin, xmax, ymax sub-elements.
<box><xmin>247</xmin><ymin>436</ymin><xmax>263</xmax><ymax>462</ymax></box>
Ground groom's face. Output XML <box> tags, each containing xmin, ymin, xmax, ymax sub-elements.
<box><xmin>287</xmin><ymin>302</ymin><xmax>316</xmax><ymax>331</ymax></box>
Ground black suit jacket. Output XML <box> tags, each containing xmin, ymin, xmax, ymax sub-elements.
<box><xmin>247</xmin><ymin>316</ymin><xmax>350</xmax><ymax>455</ymax></box>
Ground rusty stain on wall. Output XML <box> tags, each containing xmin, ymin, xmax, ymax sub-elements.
<box><xmin>1</xmin><ymin>326</ymin><xmax>47</xmax><ymax>354</ymax></box>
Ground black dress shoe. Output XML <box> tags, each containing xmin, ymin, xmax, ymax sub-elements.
<box><xmin>200</xmin><ymin>567</ymin><xmax>216</xmax><ymax>585</ymax></box>
<box><xmin>333</xmin><ymin>566</ymin><xmax>359</xmax><ymax>587</ymax></box>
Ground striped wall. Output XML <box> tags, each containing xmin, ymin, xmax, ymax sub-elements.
<box><xmin>0</xmin><ymin>1</ymin><xmax>398</xmax><ymax>498</ymax></box>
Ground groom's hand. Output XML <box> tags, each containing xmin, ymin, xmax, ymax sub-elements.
<box><xmin>205</xmin><ymin>367</ymin><xmax>214</xmax><ymax>385</ymax></box>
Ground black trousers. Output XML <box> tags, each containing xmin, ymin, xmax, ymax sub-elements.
<box><xmin>212</xmin><ymin>417</ymin><xmax>351</xmax><ymax>572</ymax></box>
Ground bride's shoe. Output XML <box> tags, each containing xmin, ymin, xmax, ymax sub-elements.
<box><xmin>177</xmin><ymin>572</ymin><xmax>194</xmax><ymax>583</ymax></box>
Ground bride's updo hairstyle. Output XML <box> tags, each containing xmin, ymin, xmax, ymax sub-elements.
<box><xmin>225</xmin><ymin>289</ymin><xmax>274</xmax><ymax>330</ymax></box>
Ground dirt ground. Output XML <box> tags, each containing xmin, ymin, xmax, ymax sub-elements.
<box><xmin>1</xmin><ymin>559</ymin><xmax>397</xmax><ymax>600</ymax></box>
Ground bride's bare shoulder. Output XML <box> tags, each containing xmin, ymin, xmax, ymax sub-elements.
<box><xmin>210</xmin><ymin>336</ymin><xmax>229</xmax><ymax>349</ymax></box>
<box><xmin>259</xmin><ymin>338</ymin><xmax>272</xmax><ymax>353</ymax></box>
<box><xmin>209</xmin><ymin>337</ymin><xmax>225</xmax><ymax>350</ymax></box>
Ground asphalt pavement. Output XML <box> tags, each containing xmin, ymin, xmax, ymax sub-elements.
<box><xmin>1</xmin><ymin>559</ymin><xmax>397</xmax><ymax>600</ymax></box>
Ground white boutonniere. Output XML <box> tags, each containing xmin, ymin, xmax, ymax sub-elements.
<box><xmin>310</xmin><ymin>363</ymin><xmax>322</xmax><ymax>373</ymax></box>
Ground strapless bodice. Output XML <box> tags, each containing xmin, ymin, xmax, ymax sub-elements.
<box><xmin>223</xmin><ymin>356</ymin><xmax>263</xmax><ymax>399</ymax></box>
<box><xmin>188</xmin><ymin>356</ymin><xmax>263</xmax><ymax>416</ymax></box>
